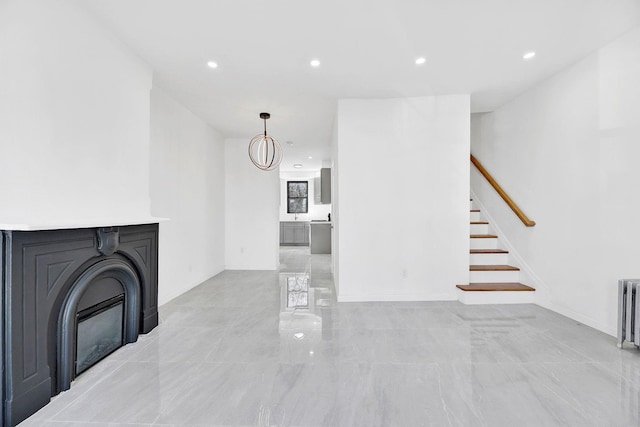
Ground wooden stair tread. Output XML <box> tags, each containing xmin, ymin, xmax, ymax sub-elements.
<box><xmin>470</xmin><ymin>209</ymin><xmax>480</xmax><ymax>212</ymax></box>
<box><xmin>470</xmin><ymin>234</ymin><xmax>497</xmax><ymax>238</ymax></box>
<box><xmin>457</xmin><ymin>283</ymin><xmax>535</xmax><ymax>292</ymax></box>
<box><xmin>470</xmin><ymin>264</ymin><xmax>520</xmax><ymax>271</ymax></box>
<box><xmin>470</xmin><ymin>221</ymin><xmax>489</xmax><ymax>225</ymax></box>
<box><xmin>470</xmin><ymin>249</ymin><xmax>508</xmax><ymax>254</ymax></box>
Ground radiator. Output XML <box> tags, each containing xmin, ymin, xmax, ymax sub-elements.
<box><xmin>618</xmin><ymin>279</ymin><xmax>640</xmax><ymax>348</ymax></box>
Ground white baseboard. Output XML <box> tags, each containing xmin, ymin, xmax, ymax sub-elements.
<box><xmin>456</xmin><ymin>288</ymin><xmax>536</xmax><ymax>305</ymax></box>
<box><xmin>158</xmin><ymin>266</ymin><xmax>224</xmax><ymax>306</ymax></box>
<box><xmin>537</xmin><ymin>298</ymin><xmax>616</xmax><ymax>337</ymax></box>
<box><xmin>338</xmin><ymin>292</ymin><xmax>458</xmax><ymax>302</ymax></box>
<box><xmin>224</xmin><ymin>265</ymin><xmax>278</xmax><ymax>271</ymax></box>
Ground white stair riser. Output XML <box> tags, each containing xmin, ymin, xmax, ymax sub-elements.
<box><xmin>464</xmin><ymin>203</ymin><xmax>535</xmax><ymax>305</ymax></box>
<box><xmin>470</xmin><ymin>253</ymin><xmax>509</xmax><ymax>265</ymax></box>
<box><xmin>457</xmin><ymin>288</ymin><xmax>535</xmax><ymax>304</ymax></box>
<box><xmin>470</xmin><ymin>270</ymin><xmax>520</xmax><ymax>283</ymax></box>
<box><xmin>470</xmin><ymin>237</ymin><xmax>497</xmax><ymax>249</ymax></box>
<box><xmin>469</xmin><ymin>200</ymin><xmax>474</xmax><ymax>210</ymax></box>
<box><xmin>470</xmin><ymin>223</ymin><xmax>489</xmax><ymax>234</ymax></box>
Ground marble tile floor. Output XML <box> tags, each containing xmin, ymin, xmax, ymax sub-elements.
<box><xmin>20</xmin><ymin>247</ymin><xmax>640</xmax><ymax>426</ymax></box>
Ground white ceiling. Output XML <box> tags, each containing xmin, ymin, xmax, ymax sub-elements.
<box><xmin>82</xmin><ymin>0</ymin><xmax>640</xmax><ymax>171</ymax></box>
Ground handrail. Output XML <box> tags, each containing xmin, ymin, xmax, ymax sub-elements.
<box><xmin>470</xmin><ymin>154</ymin><xmax>536</xmax><ymax>227</ymax></box>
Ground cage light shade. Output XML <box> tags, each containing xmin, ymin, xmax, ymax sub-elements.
<box><xmin>248</xmin><ymin>112</ymin><xmax>283</xmax><ymax>171</ymax></box>
<box><xmin>248</xmin><ymin>133</ymin><xmax>283</xmax><ymax>171</ymax></box>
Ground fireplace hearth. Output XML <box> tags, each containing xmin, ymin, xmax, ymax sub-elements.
<box><xmin>1</xmin><ymin>223</ymin><xmax>159</xmax><ymax>426</ymax></box>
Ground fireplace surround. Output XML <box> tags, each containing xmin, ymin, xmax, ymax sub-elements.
<box><xmin>1</xmin><ymin>223</ymin><xmax>159</xmax><ymax>426</ymax></box>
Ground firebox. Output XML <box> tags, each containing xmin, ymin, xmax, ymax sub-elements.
<box><xmin>76</xmin><ymin>294</ymin><xmax>125</xmax><ymax>375</ymax></box>
<box><xmin>0</xmin><ymin>223</ymin><xmax>159</xmax><ymax>427</ymax></box>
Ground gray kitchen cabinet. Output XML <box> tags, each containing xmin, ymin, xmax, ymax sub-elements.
<box><xmin>314</xmin><ymin>168</ymin><xmax>332</xmax><ymax>204</ymax></box>
<box><xmin>321</xmin><ymin>168</ymin><xmax>331</xmax><ymax>204</ymax></box>
<box><xmin>310</xmin><ymin>222</ymin><xmax>331</xmax><ymax>254</ymax></box>
<box><xmin>313</xmin><ymin>176</ymin><xmax>322</xmax><ymax>204</ymax></box>
<box><xmin>280</xmin><ymin>222</ymin><xmax>309</xmax><ymax>246</ymax></box>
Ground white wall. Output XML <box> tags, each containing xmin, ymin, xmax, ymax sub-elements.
<box><xmin>0</xmin><ymin>0</ymin><xmax>152</xmax><ymax>225</ymax></box>
<box><xmin>331</xmin><ymin>117</ymin><xmax>340</xmax><ymax>293</ymax></box>
<box><xmin>0</xmin><ymin>0</ymin><xmax>228</xmax><ymax>306</ymax></box>
<box><xmin>279</xmin><ymin>171</ymin><xmax>331</xmax><ymax>221</ymax></box>
<box><xmin>225</xmin><ymin>139</ymin><xmax>280</xmax><ymax>270</ymax></box>
<box><xmin>336</xmin><ymin>96</ymin><xmax>470</xmax><ymax>301</ymax></box>
<box><xmin>150</xmin><ymin>88</ymin><xmax>225</xmax><ymax>305</ymax></box>
<box><xmin>471</xmin><ymin>26</ymin><xmax>640</xmax><ymax>335</ymax></box>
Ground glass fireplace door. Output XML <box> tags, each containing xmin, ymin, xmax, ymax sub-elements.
<box><xmin>75</xmin><ymin>295</ymin><xmax>125</xmax><ymax>375</ymax></box>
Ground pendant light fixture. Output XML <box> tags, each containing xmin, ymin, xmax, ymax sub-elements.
<box><xmin>248</xmin><ymin>112</ymin><xmax>283</xmax><ymax>171</ymax></box>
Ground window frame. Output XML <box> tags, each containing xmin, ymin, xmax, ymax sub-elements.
<box><xmin>287</xmin><ymin>181</ymin><xmax>309</xmax><ymax>214</ymax></box>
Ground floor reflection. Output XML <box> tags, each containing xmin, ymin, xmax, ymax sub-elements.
<box><xmin>279</xmin><ymin>270</ymin><xmax>333</xmax><ymax>360</ymax></box>
<box><xmin>278</xmin><ymin>246</ymin><xmax>334</xmax><ymax>361</ymax></box>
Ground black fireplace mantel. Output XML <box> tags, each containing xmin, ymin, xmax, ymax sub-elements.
<box><xmin>1</xmin><ymin>223</ymin><xmax>159</xmax><ymax>426</ymax></box>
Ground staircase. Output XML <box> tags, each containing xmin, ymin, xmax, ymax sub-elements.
<box><xmin>457</xmin><ymin>200</ymin><xmax>535</xmax><ymax>304</ymax></box>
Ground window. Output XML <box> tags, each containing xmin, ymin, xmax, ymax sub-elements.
<box><xmin>287</xmin><ymin>181</ymin><xmax>308</xmax><ymax>213</ymax></box>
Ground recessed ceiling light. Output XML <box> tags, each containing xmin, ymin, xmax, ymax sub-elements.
<box><xmin>207</xmin><ymin>61</ymin><xmax>218</xmax><ymax>69</ymax></box>
<box><xmin>293</xmin><ymin>164</ymin><xmax>303</xmax><ymax>169</ymax></box>
<box><xmin>308</xmin><ymin>156</ymin><xmax>313</xmax><ymax>159</ymax></box>
<box><xmin>310</xmin><ymin>59</ymin><xmax>320</xmax><ymax>67</ymax></box>
<box><xmin>415</xmin><ymin>57</ymin><xmax>426</xmax><ymax>65</ymax></box>
<box><xmin>523</xmin><ymin>51</ymin><xmax>536</xmax><ymax>60</ymax></box>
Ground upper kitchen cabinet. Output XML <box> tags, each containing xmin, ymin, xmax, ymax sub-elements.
<box><xmin>314</xmin><ymin>168</ymin><xmax>332</xmax><ymax>204</ymax></box>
